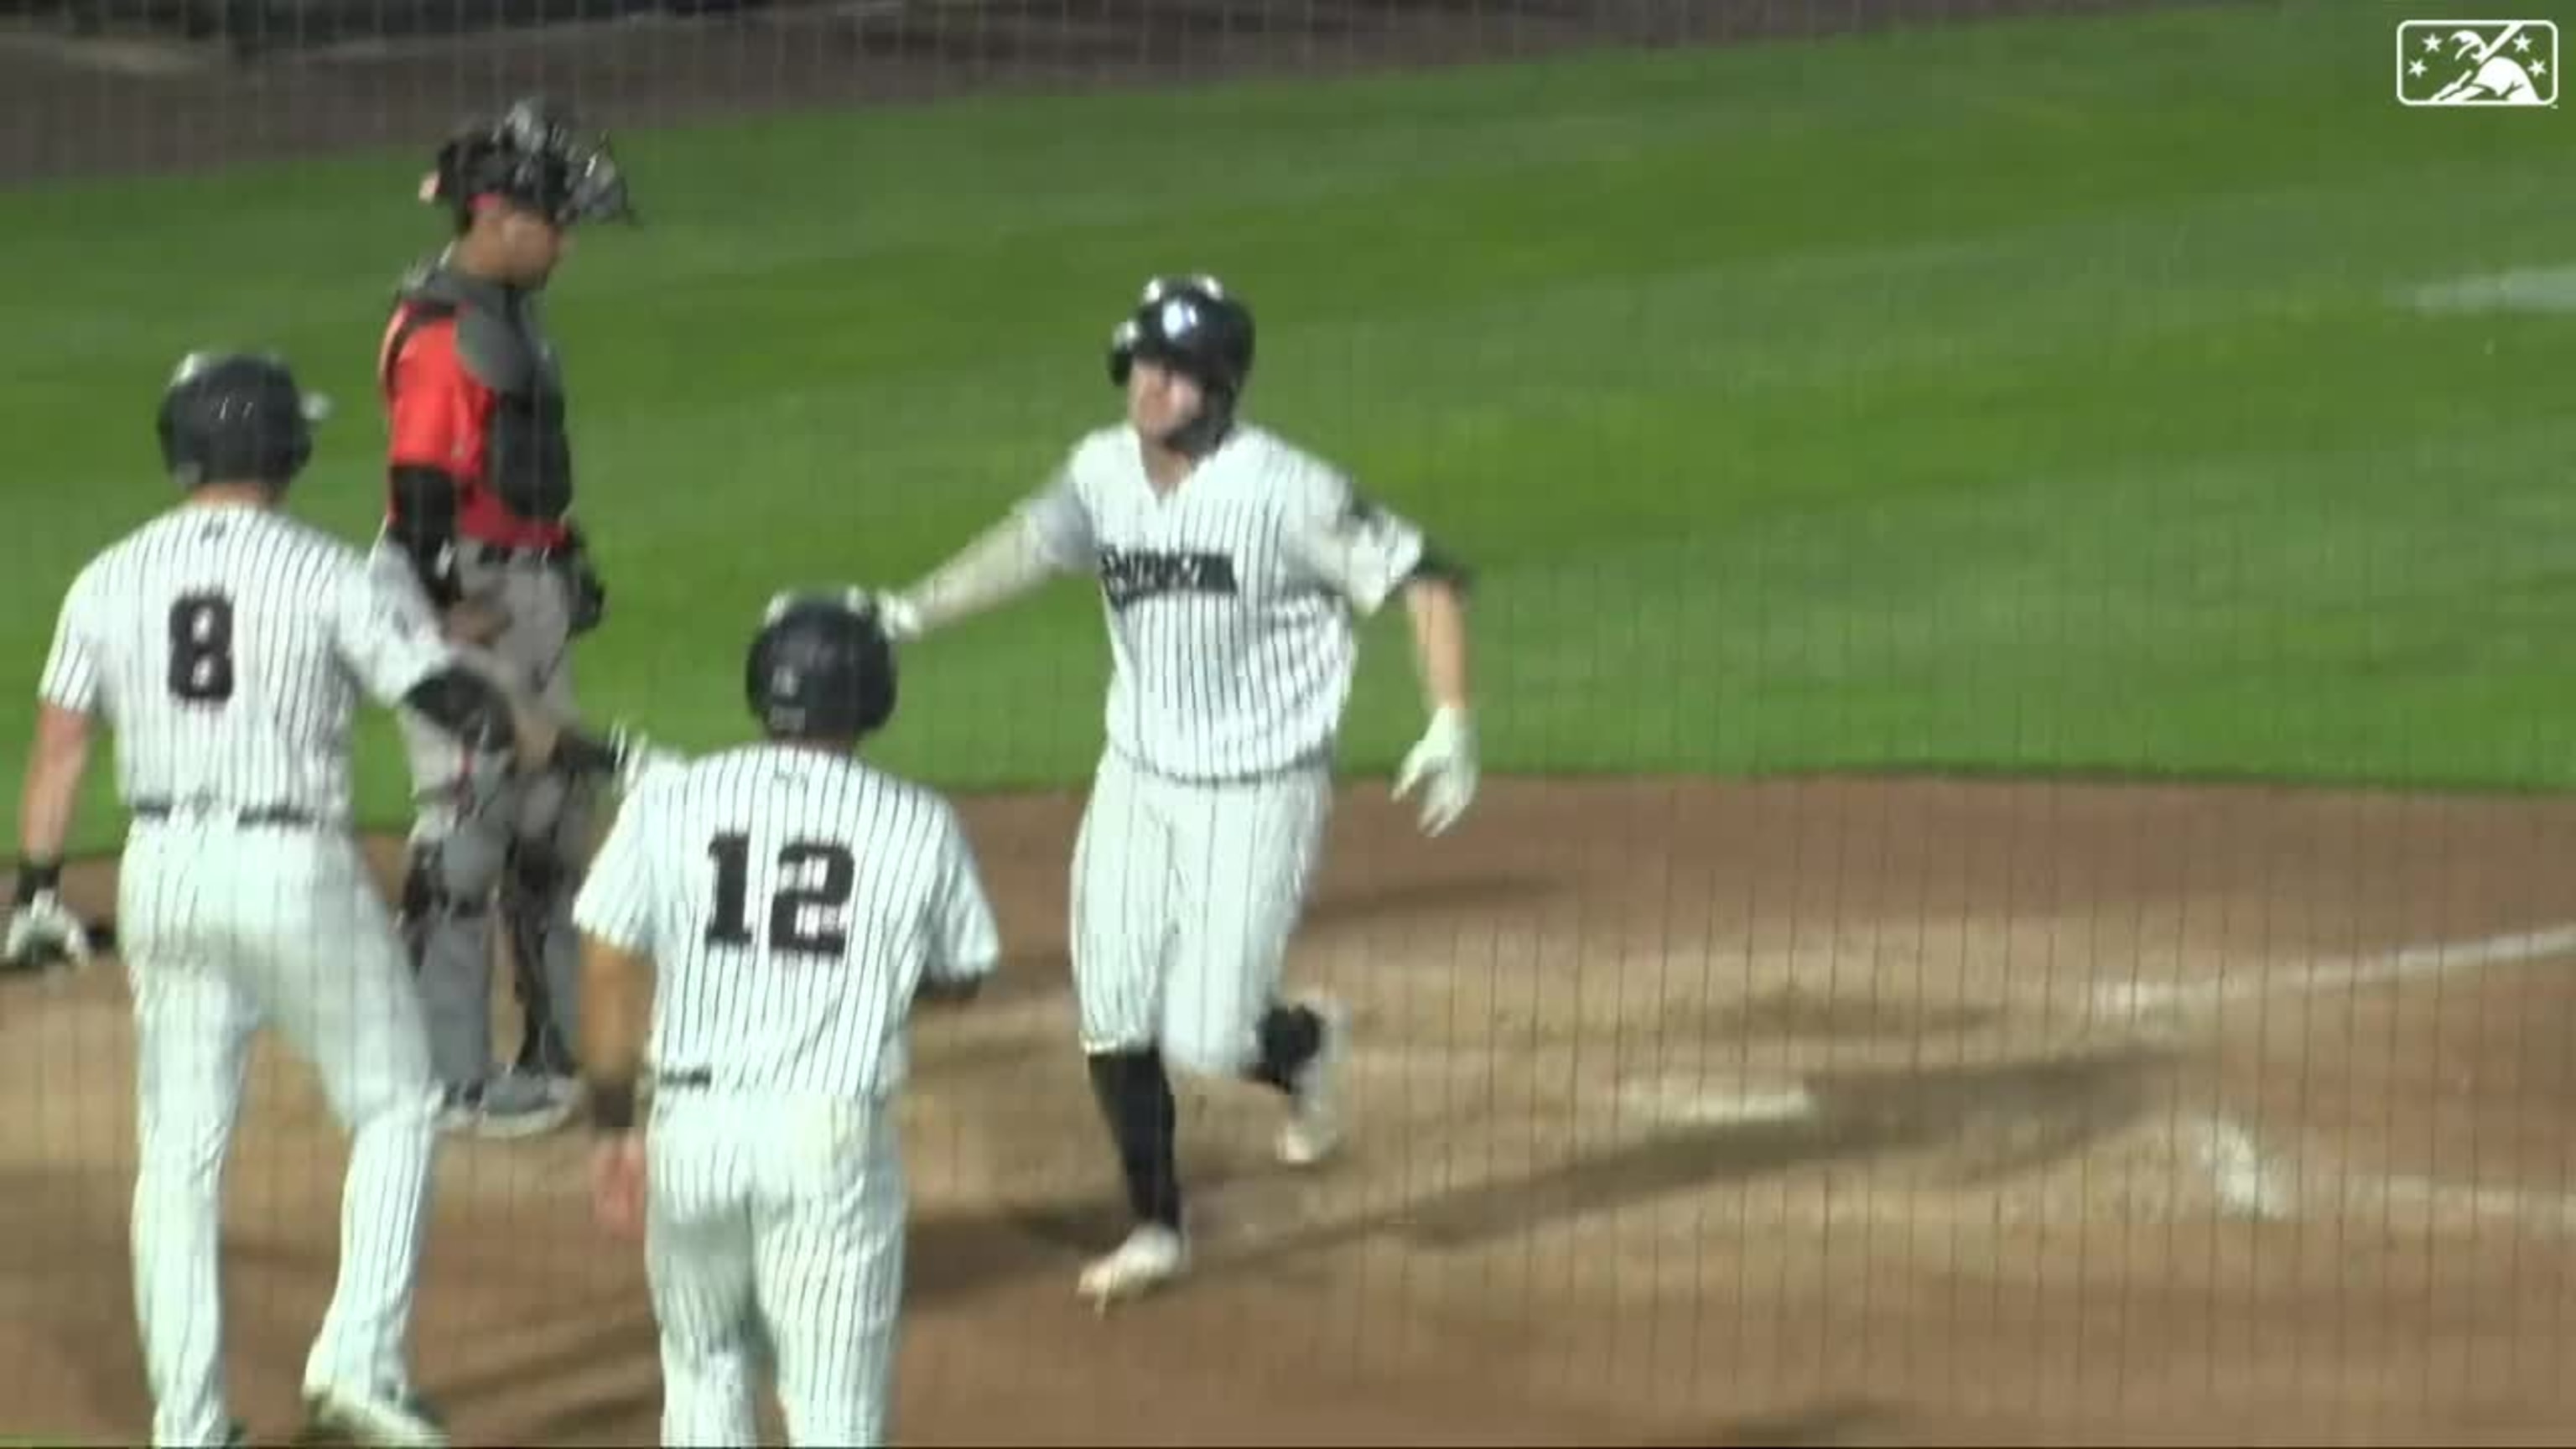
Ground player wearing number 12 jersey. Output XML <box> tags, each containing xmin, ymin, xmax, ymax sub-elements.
<box><xmin>2</xmin><ymin>352</ymin><xmax>643</xmax><ymax>1446</ymax></box>
<box><xmin>572</xmin><ymin>591</ymin><xmax>998</xmax><ymax>1446</ymax></box>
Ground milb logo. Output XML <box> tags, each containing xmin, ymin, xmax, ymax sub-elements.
<box><xmin>2397</xmin><ymin>19</ymin><xmax>2557</xmax><ymax>106</ymax></box>
<box><xmin>1098</xmin><ymin>545</ymin><xmax>1240</xmax><ymax>609</ymax></box>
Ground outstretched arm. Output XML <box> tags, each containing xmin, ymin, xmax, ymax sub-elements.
<box><xmin>880</xmin><ymin>512</ymin><xmax>1069</xmax><ymax>640</ymax></box>
<box><xmin>878</xmin><ymin>461</ymin><xmax>1094</xmax><ymax>640</ymax></box>
<box><xmin>335</xmin><ymin>558</ymin><xmax>641</xmax><ymax>786</ymax></box>
<box><xmin>402</xmin><ymin>665</ymin><xmax>589</xmax><ymax>777</ymax></box>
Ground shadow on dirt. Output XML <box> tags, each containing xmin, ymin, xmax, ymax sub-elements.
<box><xmin>1696</xmin><ymin>1397</ymin><xmax>1894</xmax><ymax>1447</ymax></box>
<box><xmin>1702</xmin><ymin>983</ymin><xmax>2003</xmax><ymax>1041</ymax></box>
<box><xmin>1392</xmin><ymin>1042</ymin><xmax>2174</xmax><ymax>1249</ymax></box>
<box><xmin>1306</xmin><ymin>870</ymin><xmax>1566</xmax><ymax>933</ymax></box>
<box><xmin>771</xmin><ymin>1039</ymin><xmax>2184</xmax><ymax>1308</ymax></box>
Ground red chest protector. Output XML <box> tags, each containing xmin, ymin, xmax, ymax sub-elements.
<box><xmin>378</xmin><ymin>262</ymin><xmax>575</xmax><ymax>551</ymax></box>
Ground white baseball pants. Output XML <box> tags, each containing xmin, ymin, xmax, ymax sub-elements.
<box><xmin>117</xmin><ymin>813</ymin><xmax>441</xmax><ymax>1447</ymax></box>
<box><xmin>643</xmin><ymin>1088</ymin><xmax>906</xmax><ymax>1446</ymax></box>
<box><xmin>1070</xmin><ymin>750</ymin><xmax>1333</xmax><ymax>1076</ymax></box>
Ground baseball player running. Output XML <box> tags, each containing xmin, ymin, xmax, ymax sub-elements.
<box><xmin>570</xmin><ymin>592</ymin><xmax>998</xmax><ymax>1445</ymax></box>
<box><xmin>0</xmin><ymin>351</ymin><xmax>641</xmax><ymax>1447</ymax></box>
<box><xmin>865</xmin><ymin>274</ymin><xmax>1480</xmax><ymax>1306</ymax></box>
<box><xmin>374</xmin><ymin>95</ymin><xmax>636</xmax><ymax>1136</ymax></box>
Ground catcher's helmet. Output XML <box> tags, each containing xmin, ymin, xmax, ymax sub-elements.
<box><xmin>1108</xmin><ymin>274</ymin><xmax>1255</xmax><ymax>398</ymax></box>
<box><xmin>424</xmin><ymin>96</ymin><xmax>636</xmax><ymax>228</ymax></box>
<box><xmin>157</xmin><ymin>350</ymin><xmax>330</xmax><ymax>491</ymax></box>
<box><xmin>745</xmin><ymin>589</ymin><xmax>899</xmax><ymax>741</ymax></box>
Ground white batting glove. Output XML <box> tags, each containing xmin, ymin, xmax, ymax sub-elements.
<box><xmin>1393</xmin><ymin>704</ymin><xmax>1479</xmax><ymax>837</ymax></box>
<box><xmin>3</xmin><ymin>891</ymin><xmax>94</xmax><ymax>974</ymax></box>
<box><xmin>871</xmin><ymin>589</ymin><xmax>924</xmax><ymax>644</ymax></box>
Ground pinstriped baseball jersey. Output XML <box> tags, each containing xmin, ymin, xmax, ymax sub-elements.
<box><xmin>38</xmin><ymin>501</ymin><xmax>454</xmax><ymax>823</ymax></box>
<box><xmin>571</xmin><ymin>744</ymin><xmax>1000</xmax><ymax>1100</ymax></box>
<box><xmin>1019</xmin><ymin>423</ymin><xmax>1429</xmax><ymax>782</ymax></box>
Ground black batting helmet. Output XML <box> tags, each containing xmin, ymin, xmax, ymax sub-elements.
<box><xmin>745</xmin><ymin>589</ymin><xmax>898</xmax><ymax>741</ymax></box>
<box><xmin>157</xmin><ymin>351</ymin><xmax>330</xmax><ymax>491</ymax></box>
<box><xmin>423</xmin><ymin>96</ymin><xmax>636</xmax><ymax>229</ymax></box>
<box><xmin>1108</xmin><ymin>274</ymin><xmax>1255</xmax><ymax>398</ymax></box>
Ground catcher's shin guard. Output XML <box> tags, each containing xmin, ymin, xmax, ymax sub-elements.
<box><xmin>400</xmin><ymin>828</ymin><xmax>506</xmax><ymax>1089</ymax></box>
<box><xmin>501</xmin><ymin>844</ymin><xmax>579</xmax><ymax>1075</ymax></box>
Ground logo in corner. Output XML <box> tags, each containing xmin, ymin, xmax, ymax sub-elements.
<box><xmin>2398</xmin><ymin>19</ymin><xmax>2558</xmax><ymax>106</ymax></box>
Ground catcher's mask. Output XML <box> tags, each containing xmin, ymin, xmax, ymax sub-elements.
<box><xmin>745</xmin><ymin>589</ymin><xmax>899</xmax><ymax>742</ymax></box>
<box><xmin>1108</xmin><ymin>273</ymin><xmax>1254</xmax><ymax>457</ymax></box>
<box><xmin>158</xmin><ymin>349</ymin><xmax>333</xmax><ymax>494</ymax></box>
<box><xmin>424</xmin><ymin>96</ymin><xmax>636</xmax><ymax>230</ymax></box>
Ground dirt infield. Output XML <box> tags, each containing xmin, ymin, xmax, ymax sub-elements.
<box><xmin>5</xmin><ymin>776</ymin><xmax>2576</xmax><ymax>1445</ymax></box>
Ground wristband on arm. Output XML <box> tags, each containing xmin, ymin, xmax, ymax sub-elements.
<box><xmin>589</xmin><ymin>1078</ymin><xmax>638</xmax><ymax>1134</ymax></box>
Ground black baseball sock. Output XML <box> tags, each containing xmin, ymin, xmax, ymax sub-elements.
<box><xmin>1086</xmin><ymin>1049</ymin><xmax>1183</xmax><ymax>1231</ymax></box>
<box><xmin>1245</xmin><ymin>1003</ymin><xmax>1324</xmax><ymax>1096</ymax></box>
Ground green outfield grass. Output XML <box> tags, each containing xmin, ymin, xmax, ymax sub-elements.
<box><xmin>2</xmin><ymin>0</ymin><xmax>2568</xmax><ymax>854</ymax></box>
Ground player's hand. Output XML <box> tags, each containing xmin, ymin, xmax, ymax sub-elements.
<box><xmin>444</xmin><ymin>598</ymin><xmax>512</xmax><ymax>647</ymax></box>
<box><xmin>589</xmin><ymin>1131</ymin><xmax>647</xmax><ymax>1240</ymax></box>
<box><xmin>3</xmin><ymin>892</ymin><xmax>94</xmax><ymax>974</ymax></box>
<box><xmin>1393</xmin><ymin>704</ymin><xmax>1478</xmax><ymax>837</ymax></box>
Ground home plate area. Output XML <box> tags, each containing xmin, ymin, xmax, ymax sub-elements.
<box><xmin>5</xmin><ymin>775</ymin><xmax>2576</xmax><ymax>1445</ymax></box>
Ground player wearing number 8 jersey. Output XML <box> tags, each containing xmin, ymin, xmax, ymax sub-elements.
<box><xmin>572</xmin><ymin>592</ymin><xmax>999</xmax><ymax>1446</ymax></box>
<box><xmin>1</xmin><ymin>351</ymin><xmax>644</xmax><ymax>1446</ymax></box>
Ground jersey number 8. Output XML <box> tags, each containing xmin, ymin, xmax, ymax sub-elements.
<box><xmin>168</xmin><ymin>592</ymin><xmax>236</xmax><ymax>704</ymax></box>
<box><xmin>705</xmin><ymin>834</ymin><xmax>857</xmax><ymax>958</ymax></box>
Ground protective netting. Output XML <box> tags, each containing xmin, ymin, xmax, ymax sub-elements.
<box><xmin>10</xmin><ymin>0</ymin><xmax>2179</xmax><ymax>179</ymax></box>
<box><xmin>7</xmin><ymin>1</ymin><xmax>2573</xmax><ymax>1446</ymax></box>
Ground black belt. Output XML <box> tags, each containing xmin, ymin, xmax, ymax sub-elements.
<box><xmin>131</xmin><ymin>800</ymin><xmax>317</xmax><ymax>829</ymax></box>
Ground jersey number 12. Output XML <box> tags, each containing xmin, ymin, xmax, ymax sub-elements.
<box><xmin>705</xmin><ymin>834</ymin><xmax>856</xmax><ymax>957</ymax></box>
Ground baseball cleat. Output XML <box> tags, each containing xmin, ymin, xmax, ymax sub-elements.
<box><xmin>522</xmin><ymin>1065</ymin><xmax>584</xmax><ymax>1111</ymax></box>
<box><xmin>299</xmin><ymin>1383</ymin><xmax>448</xmax><ymax>1446</ymax></box>
<box><xmin>436</xmin><ymin>1073</ymin><xmax>577</xmax><ymax>1140</ymax></box>
<box><xmin>1077</xmin><ymin>1223</ymin><xmax>1187</xmax><ymax>1311</ymax></box>
<box><xmin>1276</xmin><ymin>999</ymin><xmax>1349</xmax><ymax>1167</ymax></box>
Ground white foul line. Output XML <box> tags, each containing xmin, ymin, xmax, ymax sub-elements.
<box><xmin>2365</xmin><ymin>1174</ymin><xmax>2576</xmax><ymax>1233</ymax></box>
<box><xmin>2092</xmin><ymin>925</ymin><xmax>2576</xmax><ymax>1016</ymax></box>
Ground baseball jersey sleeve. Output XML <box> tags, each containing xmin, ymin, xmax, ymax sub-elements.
<box><xmin>572</xmin><ymin>782</ymin><xmax>663</xmax><ymax>957</ymax></box>
<box><xmin>1015</xmin><ymin>449</ymin><xmax>1098</xmax><ymax>572</ymax></box>
<box><xmin>328</xmin><ymin>554</ymin><xmax>457</xmax><ymax>706</ymax></box>
<box><xmin>1284</xmin><ymin>467</ymin><xmax>1430</xmax><ymax>617</ymax></box>
<box><xmin>34</xmin><ymin>568</ymin><xmax>106</xmax><ymax>714</ymax></box>
<box><xmin>923</xmin><ymin>805</ymin><xmax>1001</xmax><ymax>988</ymax></box>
